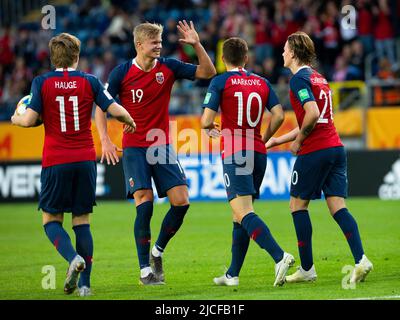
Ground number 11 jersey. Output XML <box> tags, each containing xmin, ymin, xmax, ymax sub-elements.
<box><xmin>27</xmin><ymin>68</ymin><xmax>114</xmax><ymax>168</ymax></box>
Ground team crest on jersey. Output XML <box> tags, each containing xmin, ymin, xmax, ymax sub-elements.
<box><xmin>155</xmin><ymin>72</ymin><xmax>164</xmax><ymax>84</ymax></box>
<box><xmin>129</xmin><ymin>178</ymin><xmax>134</xmax><ymax>188</ymax></box>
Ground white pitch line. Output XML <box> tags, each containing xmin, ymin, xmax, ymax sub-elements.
<box><xmin>337</xmin><ymin>295</ymin><xmax>400</xmax><ymax>300</ymax></box>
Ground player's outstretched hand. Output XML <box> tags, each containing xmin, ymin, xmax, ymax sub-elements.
<box><xmin>177</xmin><ymin>20</ymin><xmax>200</xmax><ymax>46</ymax></box>
<box><xmin>206</xmin><ymin>122</ymin><xmax>221</xmax><ymax>139</ymax></box>
<box><xmin>100</xmin><ymin>136</ymin><xmax>122</xmax><ymax>166</ymax></box>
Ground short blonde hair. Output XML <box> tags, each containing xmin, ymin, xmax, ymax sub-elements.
<box><xmin>133</xmin><ymin>22</ymin><xmax>163</xmax><ymax>48</ymax></box>
<box><xmin>49</xmin><ymin>33</ymin><xmax>80</xmax><ymax>68</ymax></box>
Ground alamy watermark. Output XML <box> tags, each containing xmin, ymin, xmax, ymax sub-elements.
<box><xmin>41</xmin><ymin>5</ymin><xmax>56</xmax><ymax>30</ymax></box>
<box><xmin>41</xmin><ymin>265</ymin><xmax>56</xmax><ymax>289</ymax></box>
<box><xmin>341</xmin><ymin>265</ymin><xmax>356</xmax><ymax>290</ymax></box>
<box><xmin>341</xmin><ymin>5</ymin><xmax>356</xmax><ymax>30</ymax></box>
<box><xmin>145</xmin><ymin>124</ymin><xmax>256</xmax><ymax>176</ymax></box>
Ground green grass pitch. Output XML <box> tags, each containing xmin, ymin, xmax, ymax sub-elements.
<box><xmin>0</xmin><ymin>198</ymin><xmax>399</xmax><ymax>300</ymax></box>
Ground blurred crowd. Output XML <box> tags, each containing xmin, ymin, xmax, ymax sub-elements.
<box><xmin>0</xmin><ymin>0</ymin><xmax>400</xmax><ymax>119</ymax></box>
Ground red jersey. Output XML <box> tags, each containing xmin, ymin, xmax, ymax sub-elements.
<box><xmin>289</xmin><ymin>66</ymin><xmax>343</xmax><ymax>155</ymax></box>
<box><xmin>107</xmin><ymin>58</ymin><xmax>197</xmax><ymax>148</ymax></box>
<box><xmin>202</xmin><ymin>68</ymin><xmax>280</xmax><ymax>159</ymax></box>
<box><xmin>27</xmin><ymin>68</ymin><xmax>114</xmax><ymax>167</ymax></box>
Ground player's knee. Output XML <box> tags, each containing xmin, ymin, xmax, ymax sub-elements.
<box><xmin>289</xmin><ymin>201</ymin><xmax>296</xmax><ymax>213</ymax></box>
<box><xmin>289</xmin><ymin>197</ymin><xmax>308</xmax><ymax>213</ymax></box>
<box><xmin>72</xmin><ymin>214</ymin><xmax>90</xmax><ymax>226</ymax></box>
<box><xmin>171</xmin><ymin>196</ymin><xmax>190</xmax><ymax>207</ymax></box>
<box><xmin>134</xmin><ymin>189</ymin><xmax>154</xmax><ymax>205</ymax></box>
<box><xmin>235</xmin><ymin>211</ymin><xmax>249</xmax><ymax>224</ymax></box>
<box><xmin>290</xmin><ymin>202</ymin><xmax>306</xmax><ymax>213</ymax></box>
<box><xmin>169</xmin><ymin>188</ymin><xmax>189</xmax><ymax>206</ymax></box>
<box><xmin>42</xmin><ymin>212</ymin><xmax>63</xmax><ymax>225</ymax></box>
<box><xmin>326</xmin><ymin>196</ymin><xmax>346</xmax><ymax>216</ymax></box>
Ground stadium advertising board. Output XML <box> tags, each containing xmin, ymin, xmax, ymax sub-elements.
<box><xmin>1</xmin><ymin>150</ymin><xmax>399</xmax><ymax>202</ymax></box>
<box><xmin>0</xmin><ymin>152</ymin><xmax>294</xmax><ymax>202</ymax></box>
<box><xmin>347</xmin><ymin>150</ymin><xmax>400</xmax><ymax>200</ymax></box>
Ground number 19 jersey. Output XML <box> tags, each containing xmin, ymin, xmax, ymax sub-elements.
<box><xmin>27</xmin><ymin>68</ymin><xmax>114</xmax><ymax>168</ymax></box>
<box><xmin>289</xmin><ymin>66</ymin><xmax>342</xmax><ymax>155</ymax></box>
<box><xmin>107</xmin><ymin>58</ymin><xmax>197</xmax><ymax>148</ymax></box>
<box><xmin>203</xmin><ymin>68</ymin><xmax>280</xmax><ymax>159</ymax></box>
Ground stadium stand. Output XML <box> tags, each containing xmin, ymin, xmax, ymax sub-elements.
<box><xmin>0</xmin><ymin>0</ymin><xmax>399</xmax><ymax>120</ymax></box>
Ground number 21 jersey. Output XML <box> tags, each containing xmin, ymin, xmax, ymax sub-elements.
<box><xmin>289</xmin><ymin>66</ymin><xmax>343</xmax><ymax>155</ymax></box>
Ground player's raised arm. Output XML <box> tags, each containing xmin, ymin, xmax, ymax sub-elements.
<box><xmin>177</xmin><ymin>20</ymin><xmax>216</xmax><ymax>79</ymax></box>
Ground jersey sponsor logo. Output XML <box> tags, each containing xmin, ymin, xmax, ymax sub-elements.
<box><xmin>156</xmin><ymin>72</ymin><xmax>164</xmax><ymax>84</ymax></box>
<box><xmin>378</xmin><ymin>159</ymin><xmax>400</xmax><ymax>200</ymax></box>
<box><xmin>54</xmin><ymin>81</ymin><xmax>77</xmax><ymax>89</ymax></box>
<box><xmin>231</xmin><ymin>78</ymin><xmax>261</xmax><ymax>86</ymax></box>
<box><xmin>298</xmin><ymin>89</ymin><xmax>310</xmax><ymax>102</ymax></box>
<box><xmin>203</xmin><ymin>92</ymin><xmax>211</xmax><ymax>104</ymax></box>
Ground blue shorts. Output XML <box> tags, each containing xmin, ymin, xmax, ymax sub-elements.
<box><xmin>122</xmin><ymin>145</ymin><xmax>187</xmax><ymax>199</ymax></box>
<box><xmin>222</xmin><ymin>151</ymin><xmax>267</xmax><ymax>202</ymax></box>
<box><xmin>39</xmin><ymin>161</ymin><xmax>97</xmax><ymax>215</ymax></box>
<box><xmin>290</xmin><ymin>146</ymin><xmax>348</xmax><ymax>200</ymax></box>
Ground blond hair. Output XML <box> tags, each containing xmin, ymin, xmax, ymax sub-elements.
<box><xmin>133</xmin><ymin>22</ymin><xmax>163</xmax><ymax>48</ymax></box>
<box><xmin>49</xmin><ymin>33</ymin><xmax>81</xmax><ymax>68</ymax></box>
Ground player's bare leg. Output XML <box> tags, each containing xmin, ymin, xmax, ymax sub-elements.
<box><xmin>286</xmin><ymin>197</ymin><xmax>317</xmax><ymax>283</ymax></box>
<box><xmin>134</xmin><ymin>189</ymin><xmax>154</xmax><ymax>206</ymax></box>
<box><xmin>167</xmin><ymin>185</ymin><xmax>190</xmax><ymax>207</ymax></box>
<box><xmin>326</xmin><ymin>196</ymin><xmax>372</xmax><ymax>283</ymax></box>
<box><xmin>42</xmin><ymin>211</ymin><xmax>64</xmax><ymax>225</ymax></box>
<box><xmin>72</xmin><ymin>214</ymin><xmax>93</xmax><ymax>296</ymax></box>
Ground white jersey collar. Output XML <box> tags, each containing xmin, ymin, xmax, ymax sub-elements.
<box><xmin>132</xmin><ymin>58</ymin><xmax>158</xmax><ymax>71</ymax></box>
<box><xmin>229</xmin><ymin>67</ymin><xmax>247</xmax><ymax>72</ymax></box>
<box><xmin>55</xmin><ymin>67</ymin><xmax>76</xmax><ymax>71</ymax></box>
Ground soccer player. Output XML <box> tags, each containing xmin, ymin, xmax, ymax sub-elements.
<box><xmin>201</xmin><ymin>37</ymin><xmax>295</xmax><ymax>287</ymax></box>
<box><xmin>95</xmin><ymin>21</ymin><xmax>216</xmax><ymax>285</ymax></box>
<box><xmin>266</xmin><ymin>31</ymin><xmax>373</xmax><ymax>284</ymax></box>
<box><xmin>11</xmin><ymin>33</ymin><xmax>136</xmax><ymax>296</ymax></box>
